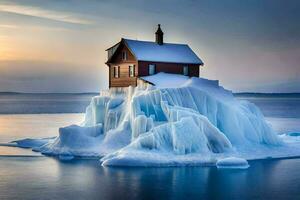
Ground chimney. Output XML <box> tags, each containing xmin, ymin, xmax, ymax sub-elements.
<box><xmin>155</xmin><ymin>24</ymin><xmax>164</xmax><ymax>45</ymax></box>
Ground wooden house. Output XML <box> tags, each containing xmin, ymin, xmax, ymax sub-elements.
<box><xmin>106</xmin><ymin>24</ymin><xmax>204</xmax><ymax>87</ymax></box>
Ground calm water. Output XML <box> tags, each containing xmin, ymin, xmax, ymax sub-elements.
<box><xmin>0</xmin><ymin>93</ymin><xmax>96</xmax><ymax>114</ymax></box>
<box><xmin>0</xmin><ymin>94</ymin><xmax>299</xmax><ymax>200</ymax></box>
<box><xmin>1</xmin><ymin>157</ymin><xmax>299</xmax><ymax>200</ymax></box>
<box><xmin>236</xmin><ymin>94</ymin><xmax>300</xmax><ymax>118</ymax></box>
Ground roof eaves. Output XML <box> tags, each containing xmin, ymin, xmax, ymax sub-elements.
<box><xmin>138</xmin><ymin>77</ymin><xmax>155</xmax><ymax>85</ymax></box>
<box><xmin>185</xmin><ymin>44</ymin><xmax>204</xmax><ymax>65</ymax></box>
<box><xmin>123</xmin><ymin>39</ymin><xmax>139</xmax><ymax>61</ymax></box>
<box><xmin>106</xmin><ymin>38</ymin><xmax>139</xmax><ymax>64</ymax></box>
<box><xmin>106</xmin><ymin>38</ymin><xmax>127</xmax><ymax>63</ymax></box>
<box><xmin>138</xmin><ymin>59</ymin><xmax>203</xmax><ymax>65</ymax></box>
<box><xmin>105</xmin><ymin>41</ymin><xmax>121</xmax><ymax>51</ymax></box>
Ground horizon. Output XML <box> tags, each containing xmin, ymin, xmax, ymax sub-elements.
<box><xmin>0</xmin><ymin>0</ymin><xmax>300</xmax><ymax>93</ymax></box>
<box><xmin>1</xmin><ymin>90</ymin><xmax>300</xmax><ymax>95</ymax></box>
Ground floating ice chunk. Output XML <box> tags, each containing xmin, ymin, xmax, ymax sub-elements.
<box><xmin>35</xmin><ymin>124</ymin><xmax>105</xmax><ymax>157</ymax></box>
<box><xmin>9</xmin><ymin>137</ymin><xmax>55</xmax><ymax>148</ymax></box>
<box><xmin>216</xmin><ymin>157</ymin><xmax>249</xmax><ymax>169</ymax></box>
<box><xmin>287</xmin><ymin>132</ymin><xmax>300</xmax><ymax>137</ymax></box>
<box><xmin>59</xmin><ymin>154</ymin><xmax>74</xmax><ymax>160</ymax></box>
<box><xmin>279</xmin><ymin>132</ymin><xmax>300</xmax><ymax>144</ymax></box>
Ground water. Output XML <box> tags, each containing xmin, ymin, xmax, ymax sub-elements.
<box><xmin>0</xmin><ymin>94</ymin><xmax>299</xmax><ymax>199</ymax></box>
<box><xmin>236</xmin><ymin>94</ymin><xmax>300</xmax><ymax>135</ymax></box>
<box><xmin>235</xmin><ymin>94</ymin><xmax>300</xmax><ymax>118</ymax></box>
<box><xmin>0</xmin><ymin>93</ymin><xmax>97</xmax><ymax>114</ymax></box>
<box><xmin>0</xmin><ymin>157</ymin><xmax>299</xmax><ymax>200</ymax></box>
<box><xmin>0</xmin><ymin>114</ymin><xmax>84</xmax><ymax>142</ymax></box>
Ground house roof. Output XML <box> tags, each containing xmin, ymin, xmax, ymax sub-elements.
<box><xmin>122</xmin><ymin>39</ymin><xmax>204</xmax><ymax>65</ymax></box>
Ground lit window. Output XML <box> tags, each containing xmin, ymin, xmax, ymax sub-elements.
<box><xmin>183</xmin><ymin>66</ymin><xmax>189</xmax><ymax>76</ymax></box>
<box><xmin>114</xmin><ymin>66</ymin><xmax>120</xmax><ymax>78</ymax></box>
<box><xmin>122</xmin><ymin>51</ymin><xmax>127</xmax><ymax>60</ymax></box>
<box><xmin>129</xmin><ymin>65</ymin><xmax>135</xmax><ymax>77</ymax></box>
<box><xmin>149</xmin><ymin>64</ymin><xmax>156</xmax><ymax>75</ymax></box>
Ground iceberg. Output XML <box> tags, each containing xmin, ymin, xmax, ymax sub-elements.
<box><xmin>216</xmin><ymin>157</ymin><xmax>249</xmax><ymax>169</ymax></box>
<box><xmin>19</xmin><ymin>73</ymin><xmax>300</xmax><ymax>167</ymax></box>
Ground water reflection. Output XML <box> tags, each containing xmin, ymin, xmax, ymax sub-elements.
<box><xmin>0</xmin><ymin>146</ymin><xmax>41</xmax><ymax>156</ymax></box>
<box><xmin>0</xmin><ymin>114</ymin><xmax>84</xmax><ymax>143</ymax></box>
<box><xmin>0</xmin><ymin>158</ymin><xmax>300</xmax><ymax>199</ymax></box>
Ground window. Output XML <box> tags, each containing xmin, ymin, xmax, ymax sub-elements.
<box><xmin>129</xmin><ymin>65</ymin><xmax>135</xmax><ymax>77</ymax></box>
<box><xmin>183</xmin><ymin>66</ymin><xmax>189</xmax><ymax>76</ymax></box>
<box><xmin>148</xmin><ymin>64</ymin><xmax>156</xmax><ymax>75</ymax></box>
<box><xmin>122</xmin><ymin>51</ymin><xmax>127</xmax><ymax>60</ymax></box>
<box><xmin>114</xmin><ymin>66</ymin><xmax>120</xmax><ymax>78</ymax></box>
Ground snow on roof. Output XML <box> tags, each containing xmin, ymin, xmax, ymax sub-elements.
<box><xmin>141</xmin><ymin>72</ymin><xmax>219</xmax><ymax>88</ymax></box>
<box><xmin>140</xmin><ymin>72</ymin><xmax>189</xmax><ymax>88</ymax></box>
<box><xmin>124</xmin><ymin>39</ymin><xmax>203</xmax><ymax>65</ymax></box>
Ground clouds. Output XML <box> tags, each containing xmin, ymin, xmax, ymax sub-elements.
<box><xmin>0</xmin><ymin>3</ymin><xmax>92</xmax><ymax>25</ymax></box>
<box><xmin>0</xmin><ymin>0</ymin><xmax>299</xmax><ymax>92</ymax></box>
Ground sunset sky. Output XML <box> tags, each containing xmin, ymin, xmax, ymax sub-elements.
<box><xmin>0</xmin><ymin>0</ymin><xmax>299</xmax><ymax>93</ymax></box>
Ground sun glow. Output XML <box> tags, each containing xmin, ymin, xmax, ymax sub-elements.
<box><xmin>0</xmin><ymin>35</ymin><xmax>21</xmax><ymax>61</ymax></box>
<box><xmin>0</xmin><ymin>37</ymin><xmax>12</xmax><ymax>60</ymax></box>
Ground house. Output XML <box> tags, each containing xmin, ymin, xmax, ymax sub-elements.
<box><xmin>106</xmin><ymin>24</ymin><xmax>204</xmax><ymax>87</ymax></box>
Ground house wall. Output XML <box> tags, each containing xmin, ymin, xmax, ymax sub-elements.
<box><xmin>138</xmin><ymin>61</ymin><xmax>200</xmax><ymax>77</ymax></box>
<box><xmin>107</xmin><ymin>42</ymin><xmax>201</xmax><ymax>87</ymax></box>
<box><xmin>108</xmin><ymin>43</ymin><xmax>138</xmax><ymax>87</ymax></box>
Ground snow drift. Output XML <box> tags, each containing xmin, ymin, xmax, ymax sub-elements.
<box><xmin>30</xmin><ymin>73</ymin><xmax>300</xmax><ymax>167</ymax></box>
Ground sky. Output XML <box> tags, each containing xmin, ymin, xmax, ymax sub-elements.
<box><xmin>0</xmin><ymin>0</ymin><xmax>299</xmax><ymax>93</ymax></box>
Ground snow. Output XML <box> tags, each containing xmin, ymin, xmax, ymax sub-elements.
<box><xmin>5</xmin><ymin>137</ymin><xmax>55</xmax><ymax>148</ymax></box>
<box><xmin>216</xmin><ymin>157</ymin><xmax>249</xmax><ymax>169</ymax></box>
<box><xmin>140</xmin><ymin>72</ymin><xmax>189</xmax><ymax>88</ymax></box>
<box><xmin>11</xmin><ymin>73</ymin><xmax>300</xmax><ymax>167</ymax></box>
<box><xmin>266</xmin><ymin>117</ymin><xmax>300</xmax><ymax>135</ymax></box>
<box><xmin>124</xmin><ymin>39</ymin><xmax>203</xmax><ymax>64</ymax></box>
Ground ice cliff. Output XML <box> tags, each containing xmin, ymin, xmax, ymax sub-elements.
<box><xmin>34</xmin><ymin>73</ymin><xmax>300</xmax><ymax>167</ymax></box>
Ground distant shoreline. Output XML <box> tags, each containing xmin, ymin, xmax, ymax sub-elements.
<box><xmin>0</xmin><ymin>91</ymin><xmax>299</xmax><ymax>96</ymax></box>
<box><xmin>234</xmin><ymin>92</ymin><xmax>300</xmax><ymax>98</ymax></box>
<box><xmin>0</xmin><ymin>92</ymin><xmax>99</xmax><ymax>95</ymax></box>
<box><xmin>0</xmin><ymin>91</ymin><xmax>298</xmax><ymax>115</ymax></box>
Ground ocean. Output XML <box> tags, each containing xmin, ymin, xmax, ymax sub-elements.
<box><xmin>0</xmin><ymin>93</ymin><xmax>299</xmax><ymax>199</ymax></box>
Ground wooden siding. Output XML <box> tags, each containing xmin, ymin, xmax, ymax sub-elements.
<box><xmin>138</xmin><ymin>61</ymin><xmax>200</xmax><ymax>77</ymax></box>
<box><xmin>108</xmin><ymin>43</ymin><xmax>136</xmax><ymax>64</ymax></box>
<box><xmin>108</xmin><ymin>43</ymin><xmax>138</xmax><ymax>87</ymax></box>
<box><xmin>109</xmin><ymin>64</ymin><xmax>138</xmax><ymax>87</ymax></box>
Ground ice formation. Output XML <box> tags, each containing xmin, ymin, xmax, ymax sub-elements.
<box><xmin>216</xmin><ymin>157</ymin><xmax>249</xmax><ymax>169</ymax></box>
<box><xmin>27</xmin><ymin>73</ymin><xmax>300</xmax><ymax>167</ymax></box>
